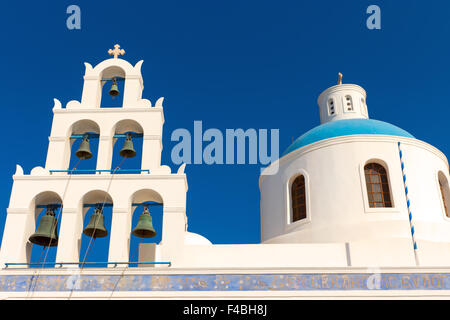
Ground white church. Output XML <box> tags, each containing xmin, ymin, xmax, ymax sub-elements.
<box><xmin>0</xmin><ymin>46</ymin><xmax>450</xmax><ymax>299</ymax></box>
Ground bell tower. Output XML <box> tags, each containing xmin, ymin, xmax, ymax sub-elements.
<box><xmin>0</xmin><ymin>45</ymin><xmax>188</xmax><ymax>268</ymax></box>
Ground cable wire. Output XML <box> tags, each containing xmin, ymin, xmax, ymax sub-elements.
<box><xmin>107</xmin><ymin>237</ymin><xmax>144</xmax><ymax>299</ymax></box>
<box><xmin>67</xmin><ymin>157</ymin><xmax>126</xmax><ymax>300</ymax></box>
<box><xmin>26</xmin><ymin>158</ymin><xmax>82</xmax><ymax>299</ymax></box>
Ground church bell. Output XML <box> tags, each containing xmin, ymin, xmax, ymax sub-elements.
<box><xmin>132</xmin><ymin>207</ymin><xmax>156</xmax><ymax>238</ymax></box>
<box><xmin>29</xmin><ymin>208</ymin><xmax>58</xmax><ymax>247</ymax></box>
<box><xmin>83</xmin><ymin>208</ymin><xmax>108</xmax><ymax>238</ymax></box>
<box><xmin>75</xmin><ymin>136</ymin><xmax>93</xmax><ymax>159</ymax></box>
<box><xmin>119</xmin><ymin>134</ymin><xmax>137</xmax><ymax>158</ymax></box>
<box><xmin>109</xmin><ymin>78</ymin><xmax>120</xmax><ymax>98</ymax></box>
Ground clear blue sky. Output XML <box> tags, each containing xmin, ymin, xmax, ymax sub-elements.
<box><xmin>1</xmin><ymin>0</ymin><xmax>450</xmax><ymax>264</ymax></box>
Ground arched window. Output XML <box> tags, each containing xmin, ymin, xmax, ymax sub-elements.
<box><xmin>291</xmin><ymin>175</ymin><xmax>307</xmax><ymax>222</ymax></box>
<box><xmin>438</xmin><ymin>172</ymin><xmax>450</xmax><ymax>218</ymax></box>
<box><xmin>364</xmin><ymin>163</ymin><xmax>392</xmax><ymax>208</ymax></box>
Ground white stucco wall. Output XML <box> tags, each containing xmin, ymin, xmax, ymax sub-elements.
<box><xmin>259</xmin><ymin>135</ymin><xmax>450</xmax><ymax>260</ymax></box>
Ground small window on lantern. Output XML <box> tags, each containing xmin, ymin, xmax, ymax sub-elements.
<box><xmin>345</xmin><ymin>95</ymin><xmax>353</xmax><ymax>112</ymax></box>
<box><xmin>328</xmin><ymin>98</ymin><xmax>335</xmax><ymax>115</ymax></box>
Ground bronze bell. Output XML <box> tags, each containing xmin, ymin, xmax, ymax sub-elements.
<box><xmin>83</xmin><ymin>208</ymin><xmax>108</xmax><ymax>238</ymax></box>
<box><xmin>119</xmin><ymin>134</ymin><xmax>137</xmax><ymax>158</ymax></box>
<box><xmin>109</xmin><ymin>78</ymin><xmax>120</xmax><ymax>98</ymax></box>
<box><xmin>132</xmin><ymin>207</ymin><xmax>156</xmax><ymax>238</ymax></box>
<box><xmin>29</xmin><ymin>208</ymin><xmax>58</xmax><ymax>247</ymax></box>
<box><xmin>75</xmin><ymin>136</ymin><xmax>93</xmax><ymax>159</ymax></box>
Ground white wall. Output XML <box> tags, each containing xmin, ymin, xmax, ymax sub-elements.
<box><xmin>260</xmin><ymin>135</ymin><xmax>450</xmax><ymax>258</ymax></box>
<box><xmin>178</xmin><ymin>243</ymin><xmax>348</xmax><ymax>268</ymax></box>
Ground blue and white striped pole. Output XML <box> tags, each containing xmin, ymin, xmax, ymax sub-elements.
<box><xmin>398</xmin><ymin>141</ymin><xmax>419</xmax><ymax>266</ymax></box>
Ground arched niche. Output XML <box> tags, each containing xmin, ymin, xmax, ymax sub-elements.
<box><xmin>128</xmin><ymin>189</ymin><xmax>164</xmax><ymax>265</ymax></box>
<box><xmin>130</xmin><ymin>189</ymin><xmax>163</xmax><ymax>209</ymax></box>
<box><xmin>69</xmin><ymin>119</ymin><xmax>101</xmax><ymax>136</ymax></box>
<box><xmin>28</xmin><ymin>191</ymin><xmax>63</xmax><ymax>265</ymax></box>
<box><xmin>110</xmin><ymin>119</ymin><xmax>144</xmax><ymax>171</ymax></box>
<box><xmin>30</xmin><ymin>191</ymin><xmax>63</xmax><ymax>218</ymax></box>
<box><xmin>78</xmin><ymin>190</ymin><xmax>114</xmax><ymax>267</ymax></box>
<box><xmin>66</xmin><ymin>119</ymin><xmax>101</xmax><ymax>173</ymax></box>
<box><xmin>99</xmin><ymin>65</ymin><xmax>126</xmax><ymax>108</ymax></box>
<box><xmin>112</xmin><ymin>119</ymin><xmax>144</xmax><ymax>136</ymax></box>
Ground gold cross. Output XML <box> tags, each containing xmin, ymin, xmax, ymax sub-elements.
<box><xmin>338</xmin><ymin>72</ymin><xmax>343</xmax><ymax>85</ymax></box>
<box><xmin>108</xmin><ymin>44</ymin><xmax>125</xmax><ymax>59</ymax></box>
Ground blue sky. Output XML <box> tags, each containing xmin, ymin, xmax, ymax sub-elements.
<box><xmin>1</xmin><ymin>0</ymin><xmax>450</xmax><ymax>264</ymax></box>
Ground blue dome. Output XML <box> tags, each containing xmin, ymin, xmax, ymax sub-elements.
<box><xmin>282</xmin><ymin>119</ymin><xmax>415</xmax><ymax>157</ymax></box>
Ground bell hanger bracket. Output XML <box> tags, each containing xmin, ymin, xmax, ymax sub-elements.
<box><xmin>101</xmin><ymin>77</ymin><xmax>125</xmax><ymax>82</ymax></box>
<box><xmin>36</xmin><ymin>203</ymin><xmax>63</xmax><ymax>209</ymax></box>
<box><xmin>82</xmin><ymin>201</ymin><xmax>163</xmax><ymax>208</ymax></box>
<box><xmin>70</xmin><ymin>132</ymin><xmax>143</xmax><ymax>139</ymax></box>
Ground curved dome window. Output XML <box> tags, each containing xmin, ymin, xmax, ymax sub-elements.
<box><xmin>438</xmin><ymin>172</ymin><xmax>450</xmax><ymax>218</ymax></box>
<box><xmin>364</xmin><ymin>163</ymin><xmax>392</xmax><ymax>208</ymax></box>
<box><xmin>291</xmin><ymin>175</ymin><xmax>307</xmax><ymax>222</ymax></box>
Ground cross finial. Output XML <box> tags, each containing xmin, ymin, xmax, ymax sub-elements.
<box><xmin>108</xmin><ymin>44</ymin><xmax>125</xmax><ymax>59</ymax></box>
<box><xmin>338</xmin><ymin>72</ymin><xmax>343</xmax><ymax>85</ymax></box>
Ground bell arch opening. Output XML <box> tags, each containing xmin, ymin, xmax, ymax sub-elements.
<box><xmin>111</xmin><ymin>119</ymin><xmax>144</xmax><ymax>173</ymax></box>
<box><xmin>128</xmin><ymin>189</ymin><xmax>164</xmax><ymax>267</ymax></box>
<box><xmin>67</xmin><ymin>119</ymin><xmax>101</xmax><ymax>174</ymax></box>
<box><xmin>78</xmin><ymin>190</ymin><xmax>113</xmax><ymax>267</ymax></box>
<box><xmin>100</xmin><ymin>66</ymin><xmax>126</xmax><ymax>108</ymax></box>
<box><xmin>28</xmin><ymin>191</ymin><xmax>63</xmax><ymax>266</ymax></box>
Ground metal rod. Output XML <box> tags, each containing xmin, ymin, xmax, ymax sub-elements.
<box><xmin>49</xmin><ymin>169</ymin><xmax>150</xmax><ymax>174</ymax></box>
<box><xmin>101</xmin><ymin>77</ymin><xmax>125</xmax><ymax>82</ymax></box>
<box><xmin>113</xmin><ymin>133</ymin><xmax>143</xmax><ymax>138</ymax></box>
<box><xmin>36</xmin><ymin>204</ymin><xmax>63</xmax><ymax>209</ymax></box>
<box><xmin>83</xmin><ymin>203</ymin><xmax>113</xmax><ymax>208</ymax></box>
<box><xmin>38</xmin><ymin>202</ymin><xmax>162</xmax><ymax>209</ymax></box>
<box><xmin>132</xmin><ymin>202</ymin><xmax>163</xmax><ymax>207</ymax></box>
<box><xmin>4</xmin><ymin>261</ymin><xmax>171</xmax><ymax>268</ymax></box>
<box><xmin>83</xmin><ymin>202</ymin><xmax>162</xmax><ymax>208</ymax></box>
<box><xmin>70</xmin><ymin>133</ymin><xmax>99</xmax><ymax>139</ymax></box>
<box><xmin>70</xmin><ymin>133</ymin><xmax>143</xmax><ymax>139</ymax></box>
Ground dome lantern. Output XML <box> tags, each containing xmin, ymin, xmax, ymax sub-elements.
<box><xmin>317</xmin><ymin>73</ymin><xmax>369</xmax><ymax>124</ymax></box>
